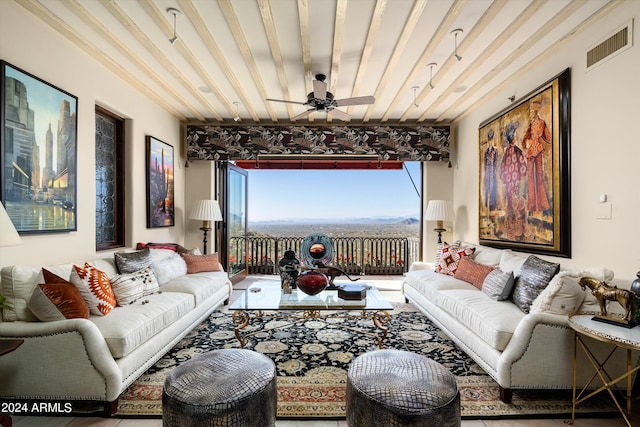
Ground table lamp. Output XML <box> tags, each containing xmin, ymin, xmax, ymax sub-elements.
<box><xmin>424</xmin><ymin>200</ymin><xmax>454</xmax><ymax>244</ymax></box>
<box><xmin>0</xmin><ymin>203</ymin><xmax>22</xmax><ymax>247</ymax></box>
<box><xmin>189</xmin><ymin>200</ymin><xmax>222</xmax><ymax>254</ymax></box>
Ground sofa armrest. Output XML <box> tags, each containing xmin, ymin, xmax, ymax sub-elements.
<box><xmin>0</xmin><ymin>319</ymin><xmax>122</xmax><ymax>401</ymax></box>
<box><xmin>409</xmin><ymin>261</ymin><xmax>434</xmax><ymax>272</ymax></box>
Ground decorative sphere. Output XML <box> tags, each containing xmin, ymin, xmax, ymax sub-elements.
<box><xmin>296</xmin><ymin>270</ymin><xmax>328</xmax><ymax>296</ymax></box>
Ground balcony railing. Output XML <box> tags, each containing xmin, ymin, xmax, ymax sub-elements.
<box><xmin>230</xmin><ymin>235</ymin><xmax>420</xmax><ymax>276</ymax></box>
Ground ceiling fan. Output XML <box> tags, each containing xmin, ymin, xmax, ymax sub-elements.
<box><xmin>266</xmin><ymin>74</ymin><xmax>375</xmax><ymax>121</ymax></box>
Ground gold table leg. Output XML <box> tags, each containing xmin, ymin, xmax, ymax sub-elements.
<box><xmin>232</xmin><ymin>310</ymin><xmax>251</xmax><ymax>348</ymax></box>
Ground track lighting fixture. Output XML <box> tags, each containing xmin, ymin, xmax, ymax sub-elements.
<box><xmin>411</xmin><ymin>86</ymin><xmax>420</xmax><ymax>108</ymax></box>
<box><xmin>451</xmin><ymin>28</ymin><xmax>463</xmax><ymax>61</ymax></box>
<box><xmin>233</xmin><ymin>102</ymin><xmax>241</xmax><ymax>122</ymax></box>
<box><xmin>427</xmin><ymin>63</ymin><xmax>437</xmax><ymax>89</ymax></box>
<box><xmin>167</xmin><ymin>8</ymin><xmax>181</xmax><ymax>45</ymax></box>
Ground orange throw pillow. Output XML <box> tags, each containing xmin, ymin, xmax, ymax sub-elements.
<box><xmin>70</xmin><ymin>263</ymin><xmax>116</xmax><ymax>316</ymax></box>
<box><xmin>182</xmin><ymin>253</ymin><xmax>223</xmax><ymax>274</ymax></box>
<box><xmin>454</xmin><ymin>257</ymin><xmax>495</xmax><ymax>289</ymax></box>
<box><xmin>27</xmin><ymin>269</ymin><xmax>90</xmax><ymax>321</ymax></box>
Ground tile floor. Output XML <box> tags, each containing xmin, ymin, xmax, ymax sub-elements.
<box><xmin>8</xmin><ymin>275</ymin><xmax>639</xmax><ymax>426</ymax></box>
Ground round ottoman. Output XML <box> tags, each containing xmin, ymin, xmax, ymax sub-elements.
<box><xmin>162</xmin><ymin>348</ymin><xmax>277</xmax><ymax>426</ymax></box>
<box><xmin>346</xmin><ymin>349</ymin><xmax>460</xmax><ymax>426</ymax></box>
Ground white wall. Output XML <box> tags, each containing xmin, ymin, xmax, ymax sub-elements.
<box><xmin>0</xmin><ymin>1</ymin><xmax>185</xmax><ymax>266</ymax></box>
<box><xmin>452</xmin><ymin>2</ymin><xmax>640</xmax><ymax>284</ymax></box>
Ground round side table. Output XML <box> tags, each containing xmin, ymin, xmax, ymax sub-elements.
<box><xmin>567</xmin><ymin>314</ymin><xmax>640</xmax><ymax>427</ymax></box>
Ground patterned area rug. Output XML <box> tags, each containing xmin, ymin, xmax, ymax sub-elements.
<box><xmin>116</xmin><ymin>302</ymin><xmax>616</xmax><ymax>419</ymax></box>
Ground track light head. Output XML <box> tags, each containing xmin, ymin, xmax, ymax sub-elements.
<box><xmin>167</xmin><ymin>8</ymin><xmax>182</xmax><ymax>45</ymax></box>
<box><xmin>451</xmin><ymin>28</ymin><xmax>463</xmax><ymax>61</ymax></box>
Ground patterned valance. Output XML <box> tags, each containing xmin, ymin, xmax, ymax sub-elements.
<box><xmin>186</xmin><ymin>125</ymin><xmax>450</xmax><ymax>162</ymax></box>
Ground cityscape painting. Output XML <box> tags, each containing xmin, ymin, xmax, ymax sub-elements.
<box><xmin>1</xmin><ymin>61</ymin><xmax>78</xmax><ymax>233</ymax></box>
<box><xmin>146</xmin><ymin>136</ymin><xmax>174</xmax><ymax>228</ymax></box>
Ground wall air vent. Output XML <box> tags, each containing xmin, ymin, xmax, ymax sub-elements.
<box><xmin>586</xmin><ymin>20</ymin><xmax>633</xmax><ymax>70</ymax></box>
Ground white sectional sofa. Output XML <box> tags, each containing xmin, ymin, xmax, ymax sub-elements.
<box><xmin>0</xmin><ymin>247</ymin><xmax>232</xmax><ymax>414</ymax></box>
<box><xmin>403</xmin><ymin>242</ymin><xmax>634</xmax><ymax>403</ymax></box>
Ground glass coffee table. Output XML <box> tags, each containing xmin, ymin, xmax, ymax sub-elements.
<box><xmin>229</xmin><ymin>281</ymin><xmax>393</xmax><ymax>349</ymax></box>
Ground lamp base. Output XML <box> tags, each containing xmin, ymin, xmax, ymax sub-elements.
<box><xmin>434</xmin><ymin>228</ymin><xmax>446</xmax><ymax>244</ymax></box>
<box><xmin>200</xmin><ymin>227</ymin><xmax>212</xmax><ymax>255</ymax></box>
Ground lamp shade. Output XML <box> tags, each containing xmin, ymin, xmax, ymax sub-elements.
<box><xmin>189</xmin><ymin>200</ymin><xmax>223</xmax><ymax>222</ymax></box>
<box><xmin>424</xmin><ymin>200</ymin><xmax>454</xmax><ymax>222</ymax></box>
<box><xmin>0</xmin><ymin>203</ymin><xmax>22</xmax><ymax>247</ymax></box>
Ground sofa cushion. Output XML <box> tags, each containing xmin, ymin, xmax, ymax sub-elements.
<box><xmin>482</xmin><ymin>269</ymin><xmax>515</xmax><ymax>301</ymax></box>
<box><xmin>27</xmin><ymin>269</ymin><xmax>90</xmax><ymax>321</ymax></box>
<box><xmin>454</xmin><ymin>257</ymin><xmax>495</xmax><ymax>289</ymax></box>
<box><xmin>160</xmin><ymin>271</ymin><xmax>230</xmax><ymax>306</ymax></box>
<box><xmin>511</xmin><ymin>256</ymin><xmax>560</xmax><ymax>313</ymax></box>
<box><xmin>90</xmin><ymin>291</ymin><xmax>194</xmax><ymax>358</ymax></box>
<box><xmin>403</xmin><ymin>269</ymin><xmax>475</xmax><ymax>303</ymax></box>
<box><xmin>70</xmin><ymin>263</ymin><xmax>117</xmax><ymax>316</ymax></box>
<box><xmin>436</xmin><ymin>244</ymin><xmax>475</xmax><ymax>276</ymax></box>
<box><xmin>437</xmin><ymin>289</ymin><xmax>525</xmax><ymax>351</ymax></box>
<box><xmin>499</xmin><ymin>250</ymin><xmax>528</xmax><ymax>277</ymax></box>
<box><xmin>115</xmin><ymin>248</ymin><xmax>152</xmax><ymax>274</ymax></box>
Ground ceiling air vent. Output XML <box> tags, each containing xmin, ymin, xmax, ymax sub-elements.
<box><xmin>586</xmin><ymin>20</ymin><xmax>633</xmax><ymax>70</ymax></box>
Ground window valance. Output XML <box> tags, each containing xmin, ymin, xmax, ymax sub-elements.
<box><xmin>186</xmin><ymin>125</ymin><xmax>450</xmax><ymax>162</ymax></box>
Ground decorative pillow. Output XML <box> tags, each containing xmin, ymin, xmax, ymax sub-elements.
<box><xmin>153</xmin><ymin>252</ymin><xmax>188</xmax><ymax>285</ymax></box>
<box><xmin>530</xmin><ymin>272</ymin><xmax>587</xmax><ymax>315</ymax></box>
<box><xmin>453</xmin><ymin>257</ymin><xmax>495</xmax><ymax>289</ymax></box>
<box><xmin>111</xmin><ymin>266</ymin><xmax>158</xmax><ymax>305</ymax></box>
<box><xmin>433</xmin><ymin>240</ymin><xmax>460</xmax><ymax>271</ymax></box>
<box><xmin>176</xmin><ymin>245</ymin><xmax>202</xmax><ymax>256</ymax></box>
<box><xmin>436</xmin><ymin>244</ymin><xmax>475</xmax><ymax>276</ymax></box>
<box><xmin>69</xmin><ymin>263</ymin><xmax>116</xmax><ymax>316</ymax></box>
<box><xmin>136</xmin><ymin>242</ymin><xmax>179</xmax><ymax>251</ymax></box>
<box><xmin>115</xmin><ymin>248</ymin><xmax>152</xmax><ymax>274</ymax></box>
<box><xmin>482</xmin><ymin>269</ymin><xmax>515</xmax><ymax>301</ymax></box>
<box><xmin>27</xmin><ymin>269</ymin><xmax>90</xmax><ymax>321</ymax></box>
<box><xmin>510</xmin><ymin>255</ymin><xmax>560</xmax><ymax>313</ymax></box>
<box><xmin>182</xmin><ymin>253</ymin><xmax>223</xmax><ymax>274</ymax></box>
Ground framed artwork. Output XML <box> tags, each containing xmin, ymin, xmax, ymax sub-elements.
<box><xmin>146</xmin><ymin>136</ymin><xmax>174</xmax><ymax>228</ymax></box>
<box><xmin>1</xmin><ymin>60</ymin><xmax>78</xmax><ymax>234</ymax></box>
<box><xmin>478</xmin><ymin>68</ymin><xmax>571</xmax><ymax>257</ymax></box>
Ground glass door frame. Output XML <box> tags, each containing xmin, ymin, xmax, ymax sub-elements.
<box><xmin>219</xmin><ymin>162</ymin><xmax>248</xmax><ymax>284</ymax></box>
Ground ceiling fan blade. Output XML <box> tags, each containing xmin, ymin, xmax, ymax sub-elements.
<box><xmin>266</xmin><ymin>98</ymin><xmax>307</xmax><ymax>105</ymax></box>
<box><xmin>313</xmin><ymin>79</ymin><xmax>327</xmax><ymax>100</ymax></box>
<box><xmin>327</xmin><ymin>108</ymin><xmax>351</xmax><ymax>121</ymax></box>
<box><xmin>291</xmin><ymin>109</ymin><xmax>315</xmax><ymax>121</ymax></box>
<box><xmin>334</xmin><ymin>96</ymin><xmax>375</xmax><ymax>106</ymax></box>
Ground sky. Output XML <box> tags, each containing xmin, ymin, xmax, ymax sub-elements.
<box><xmin>247</xmin><ymin>161</ymin><xmax>421</xmax><ymax>222</ymax></box>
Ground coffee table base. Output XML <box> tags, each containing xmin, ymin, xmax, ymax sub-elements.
<box><xmin>232</xmin><ymin>309</ymin><xmax>391</xmax><ymax>349</ymax></box>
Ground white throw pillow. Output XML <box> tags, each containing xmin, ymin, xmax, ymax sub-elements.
<box><xmin>530</xmin><ymin>272</ymin><xmax>586</xmax><ymax>315</ymax></box>
<box><xmin>153</xmin><ymin>252</ymin><xmax>188</xmax><ymax>285</ymax></box>
<box><xmin>110</xmin><ymin>267</ymin><xmax>153</xmax><ymax>305</ymax></box>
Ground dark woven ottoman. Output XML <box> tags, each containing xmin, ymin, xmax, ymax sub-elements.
<box><xmin>346</xmin><ymin>349</ymin><xmax>460</xmax><ymax>426</ymax></box>
<box><xmin>162</xmin><ymin>348</ymin><xmax>277</xmax><ymax>426</ymax></box>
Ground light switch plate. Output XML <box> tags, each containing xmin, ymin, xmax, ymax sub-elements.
<box><xmin>596</xmin><ymin>202</ymin><xmax>612</xmax><ymax>219</ymax></box>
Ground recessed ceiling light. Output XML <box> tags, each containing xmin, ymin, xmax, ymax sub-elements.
<box><xmin>454</xmin><ymin>85</ymin><xmax>467</xmax><ymax>93</ymax></box>
<box><xmin>198</xmin><ymin>86</ymin><xmax>212</xmax><ymax>93</ymax></box>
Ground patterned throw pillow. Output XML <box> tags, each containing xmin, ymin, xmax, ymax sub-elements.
<box><xmin>482</xmin><ymin>269</ymin><xmax>516</xmax><ymax>301</ymax></box>
<box><xmin>453</xmin><ymin>257</ymin><xmax>495</xmax><ymax>289</ymax></box>
<box><xmin>436</xmin><ymin>244</ymin><xmax>475</xmax><ymax>276</ymax></box>
<box><xmin>70</xmin><ymin>263</ymin><xmax>116</xmax><ymax>316</ymax></box>
<box><xmin>111</xmin><ymin>266</ymin><xmax>159</xmax><ymax>305</ymax></box>
<box><xmin>511</xmin><ymin>255</ymin><xmax>560</xmax><ymax>313</ymax></box>
<box><xmin>115</xmin><ymin>248</ymin><xmax>152</xmax><ymax>274</ymax></box>
<box><xmin>27</xmin><ymin>269</ymin><xmax>90</xmax><ymax>321</ymax></box>
<box><xmin>182</xmin><ymin>253</ymin><xmax>223</xmax><ymax>274</ymax></box>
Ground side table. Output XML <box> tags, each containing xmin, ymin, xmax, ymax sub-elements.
<box><xmin>567</xmin><ymin>314</ymin><xmax>640</xmax><ymax>427</ymax></box>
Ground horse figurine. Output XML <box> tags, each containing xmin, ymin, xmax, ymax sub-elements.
<box><xmin>579</xmin><ymin>277</ymin><xmax>634</xmax><ymax>322</ymax></box>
